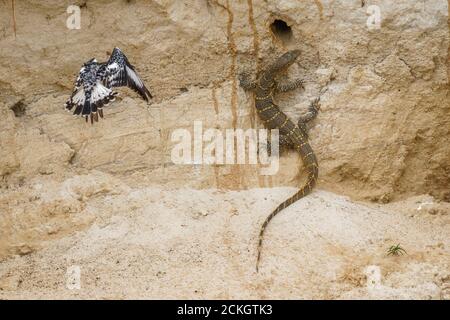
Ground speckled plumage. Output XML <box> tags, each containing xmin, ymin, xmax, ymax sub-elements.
<box><xmin>65</xmin><ymin>47</ymin><xmax>152</xmax><ymax>124</ymax></box>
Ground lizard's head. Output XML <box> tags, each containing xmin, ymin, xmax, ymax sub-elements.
<box><xmin>270</xmin><ymin>50</ymin><xmax>301</xmax><ymax>73</ymax></box>
<box><xmin>280</xmin><ymin>50</ymin><xmax>301</xmax><ymax>66</ymax></box>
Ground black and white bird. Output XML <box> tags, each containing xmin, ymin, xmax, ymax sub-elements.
<box><xmin>65</xmin><ymin>47</ymin><xmax>152</xmax><ymax>123</ymax></box>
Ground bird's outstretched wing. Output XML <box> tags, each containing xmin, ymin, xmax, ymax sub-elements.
<box><xmin>104</xmin><ymin>47</ymin><xmax>152</xmax><ymax>102</ymax></box>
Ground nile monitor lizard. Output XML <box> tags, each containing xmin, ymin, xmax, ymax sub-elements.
<box><xmin>239</xmin><ymin>50</ymin><xmax>320</xmax><ymax>272</ymax></box>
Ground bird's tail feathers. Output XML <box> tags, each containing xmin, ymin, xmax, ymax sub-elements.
<box><xmin>66</xmin><ymin>82</ymin><xmax>117</xmax><ymax>124</ymax></box>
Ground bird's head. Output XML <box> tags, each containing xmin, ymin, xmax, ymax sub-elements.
<box><xmin>84</xmin><ymin>58</ymin><xmax>97</xmax><ymax>66</ymax></box>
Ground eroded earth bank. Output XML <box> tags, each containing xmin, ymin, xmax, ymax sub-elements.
<box><xmin>0</xmin><ymin>0</ymin><xmax>449</xmax><ymax>299</ymax></box>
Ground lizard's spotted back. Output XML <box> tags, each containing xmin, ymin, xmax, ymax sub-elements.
<box><xmin>240</xmin><ymin>50</ymin><xmax>320</xmax><ymax>271</ymax></box>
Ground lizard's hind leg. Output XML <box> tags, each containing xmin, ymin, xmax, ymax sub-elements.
<box><xmin>261</xmin><ymin>134</ymin><xmax>293</xmax><ymax>157</ymax></box>
<box><xmin>298</xmin><ymin>97</ymin><xmax>320</xmax><ymax>126</ymax></box>
<box><xmin>239</xmin><ymin>72</ymin><xmax>257</xmax><ymax>91</ymax></box>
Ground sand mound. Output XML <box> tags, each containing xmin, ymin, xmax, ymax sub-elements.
<box><xmin>1</xmin><ymin>178</ymin><xmax>448</xmax><ymax>299</ymax></box>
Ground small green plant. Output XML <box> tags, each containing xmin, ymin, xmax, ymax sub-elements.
<box><xmin>387</xmin><ymin>244</ymin><xmax>407</xmax><ymax>256</ymax></box>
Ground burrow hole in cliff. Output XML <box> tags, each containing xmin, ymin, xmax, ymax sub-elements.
<box><xmin>270</xmin><ymin>19</ymin><xmax>293</xmax><ymax>44</ymax></box>
<box><xmin>10</xmin><ymin>100</ymin><xmax>26</xmax><ymax>117</ymax></box>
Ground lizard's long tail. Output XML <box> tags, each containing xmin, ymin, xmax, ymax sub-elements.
<box><xmin>256</xmin><ymin>158</ymin><xmax>318</xmax><ymax>272</ymax></box>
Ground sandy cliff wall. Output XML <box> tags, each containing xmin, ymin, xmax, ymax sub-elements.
<box><xmin>0</xmin><ymin>0</ymin><xmax>449</xmax><ymax>260</ymax></box>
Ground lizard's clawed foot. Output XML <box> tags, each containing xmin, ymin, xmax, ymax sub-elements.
<box><xmin>310</xmin><ymin>97</ymin><xmax>321</xmax><ymax>112</ymax></box>
<box><xmin>298</xmin><ymin>97</ymin><xmax>321</xmax><ymax>126</ymax></box>
<box><xmin>294</xmin><ymin>78</ymin><xmax>305</xmax><ymax>90</ymax></box>
<box><xmin>239</xmin><ymin>72</ymin><xmax>257</xmax><ymax>90</ymax></box>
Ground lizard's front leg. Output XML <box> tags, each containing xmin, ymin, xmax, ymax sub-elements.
<box><xmin>239</xmin><ymin>72</ymin><xmax>257</xmax><ymax>91</ymax></box>
<box><xmin>276</xmin><ymin>78</ymin><xmax>304</xmax><ymax>92</ymax></box>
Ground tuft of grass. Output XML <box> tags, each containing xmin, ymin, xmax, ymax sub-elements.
<box><xmin>387</xmin><ymin>244</ymin><xmax>407</xmax><ymax>256</ymax></box>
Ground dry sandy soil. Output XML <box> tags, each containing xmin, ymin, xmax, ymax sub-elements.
<box><xmin>0</xmin><ymin>0</ymin><xmax>449</xmax><ymax>299</ymax></box>
<box><xmin>0</xmin><ymin>172</ymin><xmax>449</xmax><ymax>299</ymax></box>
